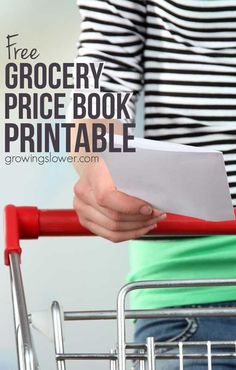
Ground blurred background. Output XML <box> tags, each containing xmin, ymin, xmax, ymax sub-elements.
<box><xmin>2</xmin><ymin>1</ymin><xmax>236</xmax><ymax>368</ymax></box>
<box><xmin>0</xmin><ymin>0</ymin><xmax>143</xmax><ymax>369</ymax></box>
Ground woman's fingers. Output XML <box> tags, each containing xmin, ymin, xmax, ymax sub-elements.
<box><xmin>74</xmin><ymin>197</ymin><xmax>166</xmax><ymax>231</ymax></box>
<box><xmin>78</xmin><ymin>217</ymin><xmax>158</xmax><ymax>243</ymax></box>
<box><xmin>74</xmin><ymin>186</ymin><xmax>164</xmax><ymax>222</ymax></box>
<box><xmin>94</xmin><ymin>188</ymin><xmax>154</xmax><ymax>215</ymax></box>
<box><xmin>73</xmin><ymin>160</ymin><xmax>166</xmax><ymax>242</ymax></box>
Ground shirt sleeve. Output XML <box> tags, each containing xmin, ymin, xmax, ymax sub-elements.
<box><xmin>75</xmin><ymin>0</ymin><xmax>146</xmax><ymax>121</ymax></box>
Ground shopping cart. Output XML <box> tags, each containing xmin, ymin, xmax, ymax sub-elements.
<box><xmin>4</xmin><ymin>204</ymin><xmax>236</xmax><ymax>370</ymax></box>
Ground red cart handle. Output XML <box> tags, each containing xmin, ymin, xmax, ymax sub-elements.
<box><xmin>4</xmin><ymin>205</ymin><xmax>236</xmax><ymax>266</ymax></box>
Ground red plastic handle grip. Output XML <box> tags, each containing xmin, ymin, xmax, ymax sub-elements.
<box><xmin>4</xmin><ymin>205</ymin><xmax>236</xmax><ymax>266</ymax></box>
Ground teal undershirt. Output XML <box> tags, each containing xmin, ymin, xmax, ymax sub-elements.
<box><xmin>127</xmin><ymin>235</ymin><xmax>236</xmax><ymax>310</ymax></box>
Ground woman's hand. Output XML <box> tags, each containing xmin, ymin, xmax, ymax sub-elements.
<box><xmin>73</xmin><ymin>158</ymin><xmax>166</xmax><ymax>243</ymax></box>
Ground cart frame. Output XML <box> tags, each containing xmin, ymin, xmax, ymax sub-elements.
<box><xmin>4</xmin><ymin>204</ymin><xmax>236</xmax><ymax>370</ymax></box>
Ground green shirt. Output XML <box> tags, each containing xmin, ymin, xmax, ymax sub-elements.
<box><xmin>127</xmin><ymin>236</ymin><xmax>236</xmax><ymax>310</ymax></box>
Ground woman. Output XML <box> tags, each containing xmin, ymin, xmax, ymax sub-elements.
<box><xmin>72</xmin><ymin>0</ymin><xmax>236</xmax><ymax>368</ymax></box>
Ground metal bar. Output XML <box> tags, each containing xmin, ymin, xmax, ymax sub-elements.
<box><xmin>110</xmin><ymin>349</ymin><xmax>117</xmax><ymax>370</ymax></box>
<box><xmin>179</xmin><ymin>342</ymin><xmax>184</xmax><ymax>370</ymax></box>
<box><xmin>130</xmin><ymin>341</ymin><xmax>236</xmax><ymax>349</ymax></box>
<box><xmin>64</xmin><ymin>307</ymin><xmax>236</xmax><ymax>321</ymax></box>
<box><xmin>56</xmin><ymin>353</ymin><xmax>117</xmax><ymax>360</ymax></box>
<box><xmin>146</xmin><ymin>337</ymin><xmax>155</xmax><ymax>370</ymax></box>
<box><xmin>139</xmin><ymin>349</ymin><xmax>146</xmax><ymax>370</ymax></box>
<box><xmin>55</xmin><ymin>352</ymin><xmax>236</xmax><ymax>360</ymax></box>
<box><xmin>117</xmin><ymin>286</ymin><xmax>127</xmax><ymax>370</ymax></box>
<box><xmin>51</xmin><ymin>302</ymin><xmax>66</xmax><ymax>370</ymax></box>
<box><xmin>9</xmin><ymin>253</ymin><xmax>39</xmax><ymax>370</ymax></box>
<box><xmin>121</xmin><ymin>278</ymin><xmax>236</xmax><ymax>291</ymax></box>
<box><xmin>117</xmin><ymin>278</ymin><xmax>236</xmax><ymax>370</ymax></box>
<box><xmin>207</xmin><ymin>341</ymin><xmax>212</xmax><ymax>370</ymax></box>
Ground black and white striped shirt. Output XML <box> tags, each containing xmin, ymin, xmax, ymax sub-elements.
<box><xmin>76</xmin><ymin>0</ymin><xmax>236</xmax><ymax>206</ymax></box>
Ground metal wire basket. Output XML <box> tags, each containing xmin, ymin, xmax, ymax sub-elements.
<box><xmin>4</xmin><ymin>205</ymin><xmax>236</xmax><ymax>370</ymax></box>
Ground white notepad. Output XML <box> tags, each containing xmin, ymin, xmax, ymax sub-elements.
<box><xmin>102</xmin><ymin>135</ymin><xmax>234</xmax><ymax>221</ymax></box>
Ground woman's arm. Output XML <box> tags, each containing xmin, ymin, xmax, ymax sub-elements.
<box><xmin>72</xmin><ymin>0</ymin><xmax>166</xmax><ymax>243</ymax></box>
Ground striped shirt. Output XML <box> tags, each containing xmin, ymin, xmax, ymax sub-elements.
<box><xmin>76</xmin><ymin>0</ymin><xmax>236</xmax><ymax>206</ymax></box>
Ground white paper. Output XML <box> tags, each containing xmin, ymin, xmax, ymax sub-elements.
<box><xmin>102</xmin><ymin>135</ymin><xmax>234</xmax><ymax>221</ymax></box>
